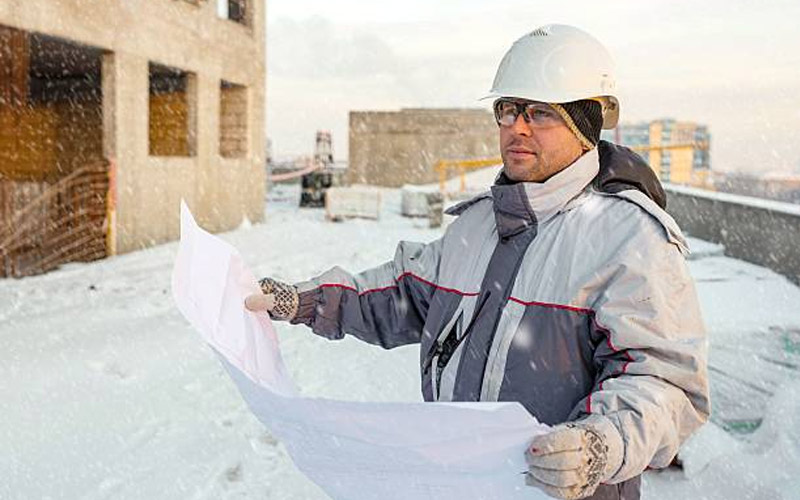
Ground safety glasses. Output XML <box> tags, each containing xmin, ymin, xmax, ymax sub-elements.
<box><xmin>492</xmin><ymin>99</ymin><xmax>564</xmax><ymax>128</ymax></box>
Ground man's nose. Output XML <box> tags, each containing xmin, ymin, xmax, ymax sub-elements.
<box><xmin>510</xmin><ymin>113</ymin><xmax>533</xmax><ymax>136</ymax></box>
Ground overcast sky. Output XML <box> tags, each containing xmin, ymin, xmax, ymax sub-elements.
<box><xmin>265</xmin><ymin>0</ymin><xmax>800</xmax><ymax>174</ymax></box>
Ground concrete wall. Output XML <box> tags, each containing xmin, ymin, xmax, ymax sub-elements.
<box><xmin>349</xmin><ymin>108</ymin><xmax>497</xmax><ymax>187</ymax></box>
<box><xmin>0</xmin><ymin>0</ymin><xmax>266</xmax><ymax>253</ymax></box>
<box><xmin>666</xmin><ymin>184</ymin><xmax>800</xmax><ymax>284</ymax></box>
<box><xmin>712</xmin><ymin>174</ymin><xmax>800</xmax><ymax>205</ymax></box>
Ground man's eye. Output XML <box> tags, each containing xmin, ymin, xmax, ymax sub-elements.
<box><xmin>530</xmin><ymin>108</ymin><xmax>554</xmax><ymax>120</ymax></box>
<box><xmin>500</xmin><ymin>104</ymin><xmax>517</xmax><ymax>115</ymax></box>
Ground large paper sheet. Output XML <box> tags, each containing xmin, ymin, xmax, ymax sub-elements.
<box><xmin>171</xmin><ymin>201</ymin><xmax>551</xmax><ymax>500</ymax></box>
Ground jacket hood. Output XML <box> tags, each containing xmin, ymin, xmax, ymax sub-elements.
<box><xmin>593</xmin><ymin>140</ymin><xmax>667</xmax><ymax>209</ymax></box>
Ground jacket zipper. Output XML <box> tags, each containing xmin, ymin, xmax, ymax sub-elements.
<box><xmin>433</xmin><ymin>291</ymin><xmax>491</xmax><ymax>399</ymax></box>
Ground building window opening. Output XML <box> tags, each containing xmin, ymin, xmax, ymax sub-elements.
<box><xmin>660</xmin><ymin>151</ymin><xmax>672</xmax><ymax>182</ymax></box>
<box><xmin>1</xmin><ymin>28</ymin><xmax>104</xmax><ymax>181</ymax></box>
<box><xmin>217</xmin><ymin>0</ymin><xmax>250</xmax><ymax>26</ymax></box>
<box><xmin>149</xmin><ymin>62</ymin><xmax>196</xmax><ymax>157</ymax></box>
<box><xmin>219</xmin><ymin>81</ymin><xmax>247</xmax><ymax>158</ymax></box>
<box><xmin>0</xmin><ymin>26</ymin><xmax>108</xmax><ymax>277</ymax></box>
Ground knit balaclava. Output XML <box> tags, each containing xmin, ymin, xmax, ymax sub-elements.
<box><xmin>550</xmin><ymin>99</ymin><xmax>604</xmax><ymax>150</ymax></box>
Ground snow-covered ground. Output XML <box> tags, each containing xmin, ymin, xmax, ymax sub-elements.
<box><xmin>2</xmin><ymin>182</ymin><xmax>799</xmax><ymax>499</ymax></box>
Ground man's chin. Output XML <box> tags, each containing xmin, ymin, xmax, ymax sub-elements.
<box><xmin>504</xmin><ymin>162</ymin><xmax>540</xmax><ymax>182</ymax></box>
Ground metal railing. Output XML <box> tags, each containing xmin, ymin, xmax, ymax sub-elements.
<box><xmin>434</xmin><ymin>157</ymin><xmax>502</xmax><ymax>193</ymax></box>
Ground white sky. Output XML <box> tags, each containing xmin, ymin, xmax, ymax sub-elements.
<box><xmin>265</xmin><ymin>0</ymin><xmax>800</xmax><ymax>174</ymax></box>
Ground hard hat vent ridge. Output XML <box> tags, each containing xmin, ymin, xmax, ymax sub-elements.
<box><xmin>531</xmin><ymin>28</ymin><xmax>550</xmax><ymax>37</ymax></box>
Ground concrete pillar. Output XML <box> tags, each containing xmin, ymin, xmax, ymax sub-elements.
<box><xmin>101</xmin><ymin>52</ymin><xmax>118</xmax><ymax>256</ymax></box>
<box><xmin>109</xmin><ymin>52</ymin><xmax>149</xmax><ymax>253</ymax></box>
<box><xmin>248</xmin><ymin>78</ymin><xmax>266</xmax><ymax>223</ymax></box>
<box><xmin>186</xmin><ymin>72</ymin><xmax>198</xmax><ymax>158</ymax></box>
<box><xmin>193</xmin><ymin>71</ymin><xmax>220</xmax><ymax>230</ymax></box>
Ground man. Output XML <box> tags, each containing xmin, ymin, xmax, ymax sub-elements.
<box><xmin>246</xmin><ymin>24</ymin><xmax>709</xmax><ymax>500</ymax></box>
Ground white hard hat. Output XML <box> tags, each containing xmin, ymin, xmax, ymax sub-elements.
<box><xmin>483</xmin><ymin>24</ymin><xmax>620</xmax><ymax>129</ymax></box>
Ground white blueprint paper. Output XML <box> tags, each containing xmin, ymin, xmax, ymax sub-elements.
<box><xmin>172</xmin><ymin>201</ymin><xmax>551</xmax><ymax>500</ymax></box>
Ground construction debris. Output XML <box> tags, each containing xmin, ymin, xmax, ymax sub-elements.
<box><xmin>325</xmin><ymin>186</ymin><xmax>381</xmax><ymax>221</ymax></box>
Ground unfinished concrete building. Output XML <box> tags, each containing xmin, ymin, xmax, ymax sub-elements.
<box><xmin>348</xmin><ymin>108</ymin><xmax>498</xmax><ymax>187</ymax></box>
<box><xmin>0</xmin><ymin>0</ymin><xmax>265</xmax><ymax>277</ymax></box>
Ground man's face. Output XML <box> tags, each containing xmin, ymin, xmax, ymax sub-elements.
<box><xmin>496</xmin><ymin>99</ymin><xmax>584</xmax><ymax>183</ymax></box>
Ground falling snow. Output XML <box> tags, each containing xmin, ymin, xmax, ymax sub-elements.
<box><xmin>2</xmin><ymin>183</ymin><xmax>799</xmax><ymax>498</ymax></box>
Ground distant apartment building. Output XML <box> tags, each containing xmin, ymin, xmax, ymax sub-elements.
<box><xmin>603</xmin><ymin>119</ymin><xmax>711</xmax><ymax>186</ymax></box>
<box><xmin>1</xmin><ymin>0</ymin><xmax>265</xmax><ymax>277</ymax></box>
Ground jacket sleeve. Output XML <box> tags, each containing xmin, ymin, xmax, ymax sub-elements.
<box><xmin>289</xmin><ymin>238</ymin><xmax>444</xmax><ymax>349</ymax></box>
<box><xmin>570</xmin><ymin>215</ymin><xmax>710</xmax><ymax>483</ymax></box>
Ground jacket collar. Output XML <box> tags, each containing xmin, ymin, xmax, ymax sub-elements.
<box><xmin>491</xmin><ymin>148</ymin><xmax>599</xmax><ymax>239</ymax></box>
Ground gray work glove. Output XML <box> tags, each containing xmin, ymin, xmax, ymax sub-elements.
<box><xmin>525</xmin><ymin>415</ymin><xmax>624</xmax><ymax>500</ymax></box>
<box><xmin>244</xmin><ymin>277</ymin><xmax>299</xmax><ymax>321</ymax></box>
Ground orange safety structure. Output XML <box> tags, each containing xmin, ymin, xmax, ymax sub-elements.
<box><xmin>435</xmin><ymin>158</ymin><xmax>502</xmax><ymax>193</ymax></box>
<box><xmin>629</xmin><ymin>141</ymin><xmax>709</xmax><ymax>153</ymax></box>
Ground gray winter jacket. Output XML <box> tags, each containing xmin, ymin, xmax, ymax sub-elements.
<box><xmin>292</xmin><ymin>143</ymin><xmax>710</xmax><ymax>500</ymax></box>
